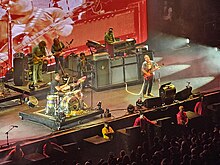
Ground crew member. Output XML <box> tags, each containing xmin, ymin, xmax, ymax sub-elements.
<box><xmin>51</xmin><ymin>37</ymin><xmax>65</xmax><ymax>73</ymax></box>
<box><xmin>102</xmin><ymin>122</ymin><xmax>114</xmax><ymax>140</ymax></box>
<box><xmin>104</xmin><ymin>27</ymin><xmax>116</xmax><ymax>58</ymax></box>
<box><xmin>142</xmin><ymin>55</ymin><xmax>159</xmax><ymax>98</ymax></box>
<box><xmin>176</xmin><ymin>106</ymin><xmax>188</xmax><ymax>126</ymax></box>
<box><xmin>32</xmin><ymin>41</ymin><xmax>47</xmax><ymax>84</ymax></box>
<box><xmin>194</xmin><ymin>95</ymin><xmax>205</xmax><ymax>116</ymax></box>
<box><xmin>50</xmin><ymin>73</ymin><xmax>68</xmax><ymax>94</ymax></box>
<box><xmin>133</xmin><ymin>111</ymin><xmax>157</xmax><ymax>133</ymax></box>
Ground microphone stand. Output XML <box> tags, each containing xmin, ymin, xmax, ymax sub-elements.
<box><xmin>5</xmin><ymin>126</ymin><xmax>16</xmax><ymax>147</ymax></box>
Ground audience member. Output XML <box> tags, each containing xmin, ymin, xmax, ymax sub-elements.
<box><xmin>43</xmin><ymin>139</ymin><xmax>67</xmax><ymax>158</ymax></box>
<box><xmin>5</xmin><ymin>143</ymin><xmax>24</xmax><ymax>162</ymax></box>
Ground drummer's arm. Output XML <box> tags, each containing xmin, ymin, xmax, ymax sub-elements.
<box><xmin>55</xmin><ymin>84</ymin><xmax>68</xmax><ymax>92</ymax></box>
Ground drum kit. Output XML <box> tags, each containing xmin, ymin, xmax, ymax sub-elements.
<box><xmin>45</xmin><ymin>76</ymin><xmax>87</xmax><ymax>118</ymax></box>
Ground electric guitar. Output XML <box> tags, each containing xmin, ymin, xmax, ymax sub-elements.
<box><xmin>33</xmin><ymin>55</ymin><xmax>47</xmax><ymax>64</ymax></box>
<box><xmin>143</xmin><ymin>66</ymin><xmax>161</xmax><ymax>80</ymax></box>
<box><xmin>53</xmin><ymin>50</ymin><xmax>65</xmax><ymax>57</ymax></box>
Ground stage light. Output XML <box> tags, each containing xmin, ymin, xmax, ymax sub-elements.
<box><xmin>186</xmin><ymin>38</ymin><xmax>190</xmax><ymax>44</ymax></box>
<box><xmin>214</xmin><ymin>47</ymin><xmax>218</xmax><ymax>51</ymax></box>
<box><xmin>104</xmin><ymin>108</ymin><xmax>111</xmax><ymax>117</ymax></box>
<box><xmin>97</xmin><ymin>101</ymin><xmax>102</xmax><ymax>110</ymax></box>
<box><xmin>136</xmin><ymin>97</ymin><xmax>143</xmax><ymax>109</ymax></box>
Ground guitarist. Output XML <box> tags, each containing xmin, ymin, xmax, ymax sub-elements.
<box><xmin>51</xmin><ymin>37</ymin><xmax>65</xmax><ymax>73</ymax></box>
<box><xmin>32</xmin><ymin>41</ymin><xmax>47</xmax><ymax>84</ymax></box>
<box><xmin>141</xmin><ymin>55</ymin><xmax>159</xmax><ymax>98</ymax></box>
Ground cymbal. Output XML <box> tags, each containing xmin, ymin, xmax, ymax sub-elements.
<box><xmin>77</xmin><ymin>76</ymin><xmax>86</xmax><ymax>84</ymax></box>
<box><xmin>73</xmin><ymin>89</ymin><xmax>81</xmax><ymax>95</ymax></box>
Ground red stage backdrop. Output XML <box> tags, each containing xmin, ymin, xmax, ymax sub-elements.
<box><xmin>0</xmin><ymin>0</ymin><xmax>148</xmax><ymax>77</ymax></box>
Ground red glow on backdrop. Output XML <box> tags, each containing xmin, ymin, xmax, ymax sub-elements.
<box><xmin>0</xmin><ymin>0</ymin><xmax>147</xmax><ymax>77</ymax></box>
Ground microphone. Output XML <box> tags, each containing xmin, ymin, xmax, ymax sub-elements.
<box><xmin>11</xmin><ymin>125</ymin><xmax>18</xmax><ymax>128</ymax></box>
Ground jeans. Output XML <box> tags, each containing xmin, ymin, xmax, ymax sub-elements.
<box><xmin>33</xmin><ymin>62</ymin><xmax>43</xmax><ymax>84</ymax></box>
<box><xmin>55</xmin><ymin>56</ymin><xmax>64</xmax><ymax>73</ymax></box>
<box><xmin>143</xmin><ymin>78</ymin><xmax>153</xmax><ymax>95</ymax></box>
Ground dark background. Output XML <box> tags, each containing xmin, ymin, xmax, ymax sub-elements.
<box><xmin>148</xmin><ymin>0</ymin><xmax>220</xmax><ymax>47</ymax></box>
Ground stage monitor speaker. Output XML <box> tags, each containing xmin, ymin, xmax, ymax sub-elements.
<box><xmin>144</xmin><ymin>97</ymin><xmax>162</xmax><ymax>108</ymax></box>
<box><xmin>159</xmin><ymin>82</ymin><xmax>176</xmax><ymax>105</ymax></box>
<box><xmin>175</xmin><ymin>87</ymin><xmax>192</xmax><ymax>101</ymax></box>
<box><xmin>92</xmin><ymin>59</ymin><xmax>110</xmax><ymax>89</ymax></box>
<box><xmin>13</xmin><ymin>54</ymin><xmax>28</xmax><ymax>86</ymax></box>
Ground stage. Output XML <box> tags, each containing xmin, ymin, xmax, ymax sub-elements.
<box><xmin>0</xmin><ymin>34</ymin><xmax>220</xmax><ymax>149</ymax></box>
<box><xmin>19</xmin><ymin>108</ymin><xmax>104</xmax><ymax>130</ymax></box>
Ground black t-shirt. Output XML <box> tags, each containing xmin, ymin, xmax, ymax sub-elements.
<box><xmin>50</xmin><ymin>80</ymin><xmax>59</xmax><ymax>94</ymax></box>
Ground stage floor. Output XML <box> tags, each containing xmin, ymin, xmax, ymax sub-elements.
<box><xmin>0</xmin><ymin>33</ymin><xmax>220</xmax><ymax>148</ymax></box>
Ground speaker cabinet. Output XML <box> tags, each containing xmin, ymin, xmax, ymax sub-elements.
<box><xmin>110</xmin><ymin>58</ymin><xmax>124</xmax><ymax>84</ymax></box>
<box><xmin>124</xmin><ymin>55</ymin><xmax>139</xmax><ymax>82</ymax></box>
<box><xmin>68</xmin><ymin>54</ymin><xmax>79</xmax><ymax>72</ymax></box>
<box><xmin>144</xmin><ymin>97</ymin><xmax>162</xmax><ymax>108</ymax></box>
<box><xmin>92</xmin><ymin>59</ymin><xmax>110</xmax><ymax>89</ymax></box>
<box><xmin>13</xmin><ymin>55</ymin><xmax>28</xmax><ymax>86</ymax></box>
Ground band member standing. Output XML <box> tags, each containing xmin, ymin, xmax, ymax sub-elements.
<box><xmin>79</xmin><ymin>52</ymin><xmax>88</xmax><ymax>77</ymax></box>
<box><xmin>104</xmin><ymin>27</ymin><xmax>116</xmax><ymax>58</ymax></box>
<box><xmin>32</xmin><ymin>41</ymin><xmax>47</xmax><ymax>84</ymax></box>
<box><xmin>142</xmin><ymin>55</ymin><xmax>159</xmax><ymax>98</ymax></box>
<box><xmin>51</xmin><ymin>38</ymin><xmax>65</xmax><ymax>73</ymax></box>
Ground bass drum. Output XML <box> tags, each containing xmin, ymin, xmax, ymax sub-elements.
<box><xmin>59</xmin><ymin>95</ymin><xmax>80</xmax><ymax>115</ymax></box>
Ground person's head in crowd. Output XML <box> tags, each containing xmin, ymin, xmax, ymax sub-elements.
<box><xmin>122</xmin><ymin>154</ymin><xmax>130</xmax><ymax>165</ymax></box>
<box><xmin>160</xmin><ymin>158</ymin><xmax>170</xmax><ymax>165</ymax></box>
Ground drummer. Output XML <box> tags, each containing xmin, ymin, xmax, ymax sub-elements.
<box><xmin>50</xmin><ymin>73</ymin><xmax>68</xmax><ymax>95</ymax></box>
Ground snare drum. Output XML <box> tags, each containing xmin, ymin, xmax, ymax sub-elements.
<box><xmin>46</xmin><ymin>94</ymin><xmax>59</xmax><ymax>116</ymax></box>
<box><xmin>59</xmin><ymin>95</ymin><xmax>80</xmax><ymax>115</ymax></box>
